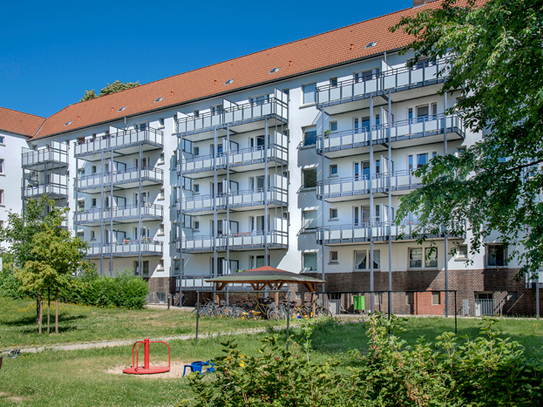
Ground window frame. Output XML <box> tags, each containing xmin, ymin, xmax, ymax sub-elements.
<box><xmin>302</xmin><ymin>168</ymin><xmax>317</xmax><ymax>189</ymax></box>
<box><xmin>302</xmin><ymin>83</ymin><xmax>317</xmax><ymax>105</ymax></box>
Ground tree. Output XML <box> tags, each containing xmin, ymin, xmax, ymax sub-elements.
<box><xmin>390</xmin><ymin>0</ymin><xmax>543</xmax><ymax>278</ymax></box>
<box><xmin>0</xmin><ymin>197</ymin><xmax>92</xmax><ymax>333</ymax></box>
<box><xmin>79</xmin><ymin>80</ymin><xmax>140</xmax><ymax>102</ymax></box>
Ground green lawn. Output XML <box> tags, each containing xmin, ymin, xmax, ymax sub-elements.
<box><xmin>1</xmin><ymin>298</ymin><xmax>542</xmax><ymax>406</ymax></box>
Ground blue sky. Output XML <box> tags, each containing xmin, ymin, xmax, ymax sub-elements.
<box><xmin>1</xmin><ymin>0</ymin><xmax>411</xmax><ymax>118</ymax></box>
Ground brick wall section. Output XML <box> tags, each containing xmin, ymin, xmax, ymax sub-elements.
<box><xmin>301</xmin><ymin>268</ymin><xmax>541</xmax><ymax>316</ymax></box>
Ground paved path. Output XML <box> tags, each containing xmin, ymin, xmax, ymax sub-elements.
<box><xmin>19</xmin><ymin>325</ymin><xmax>299</xmax><ymax>354</ymax></box>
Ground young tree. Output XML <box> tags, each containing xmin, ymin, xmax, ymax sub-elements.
<box><xmin>1</xmin><ymin>196</ymin><xmax>92</xmax><ymax>333</ymax></box>
<box><xmin>79</xmin><ymin>80</ymin><xmax>140</xmax><ymax>102</ymax></box>
<box><xmin>391</xmin><ymin>0</ymin><xmax>543</xmax><ymax>278</ymax></box>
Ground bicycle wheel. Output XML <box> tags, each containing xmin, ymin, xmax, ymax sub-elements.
<box><xmin>268</xmin><ymin>308</ymin><xmax>286</xmax><ymax>321</ymax></box>
<box><xmin>316</xmin><ymin>306</ymin><xmax>332</xmax><ymax>318</ymax></box>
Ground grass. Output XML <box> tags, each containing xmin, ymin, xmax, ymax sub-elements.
<box><xmin>1</xmin><ymin>298</ymin><xmax>543</xmax><ymax>406</ymax></box>
<box><xmin>0</xmin><ymin>298</ymin><xmax>286</xmax><ymax>348</ymax></box>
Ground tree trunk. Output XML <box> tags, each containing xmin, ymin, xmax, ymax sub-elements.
<box><xmin>55</xmin><ymin>288</ymin><xmax>59</xmax><ymax>335</ymax></box>
<box><xmin>47</xmin><ymin>289</ymin><xmax>50</xmax><ymax>335</ymax></box>
<box><xmin>37</xmin><ymin>292</ymin><xmax>43</xmax><ymax>334</ymax></box>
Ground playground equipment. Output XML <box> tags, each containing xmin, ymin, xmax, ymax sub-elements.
<box><xmin>183</xmin><ymin>360</ymin><xmax>215</xmax><ymax>376</ymax></box>
<box><xmin>123</xmin><ymin>338</ymin><xmax>170</xmax><ymax>375</ymax></box>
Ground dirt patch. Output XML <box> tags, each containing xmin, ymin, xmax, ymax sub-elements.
<box><xmin>106</xmin><ymin>361</ymin><xmax>198</xmax><ymax>379</ymax></box>
<box><xmin>0</xmin><ymin>392</ymin><xmax>28</xmax><ymax>403</ymax></box>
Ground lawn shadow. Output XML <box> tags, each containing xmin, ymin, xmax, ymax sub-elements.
<box><xmin>2</xmin><ymin>314</ymin><xmax>86</xmax><ymax>327</ymax></box>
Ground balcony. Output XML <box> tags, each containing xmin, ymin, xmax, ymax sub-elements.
<box><xmin>74</xmin><ymin>127</ymin><xmax>163</xmax><ymax>161</ymax></box>
<box><xmin>182</xmin><ymin>230</ymin><xmax>288</xmax><ymax>253</ymax></box>
<box><xmin>177</xmin><ymin>91</ymin><xmax>288</xmax><ymax>141</ymax></box>
<box><xmin>182</xmin><ymin>187</ymin><xmax>288</xmax><ymax>214</ymax></box>
<box><xmin>318</xmin><ymin>114</ymin><xmax>464</xmax><ymax>157</ymax></box>
<box><xmin>317</xmin><ymin>169</ymin><xmax>421</xmax><ymax>201</ymax></box>
<box><xmin>317</xmin><ymin>58</ymin><xmax>450</xmax><ymax>115</ymax></box>
<box><xmin>75</xmin><ymin>203</ymin><xmax>163</xmax><ymax>226</ymax></box>
<box><xmin>23</xmin><ymin>183</ymin><xmax>68</xmax><ymax>199</ymax></box>
<box><xmin>182</xmin><ymin>144</ymin><xmax>288</xmax><ymax>177</ymax></box>
<box><xmin>22</xmin><ymin>141</ymin><xmax>68</xmax><ymax>170</ymax></box>
<box><xmin>85</xmin><ymin>241</ymin><xmax>163</xmax><ymax>257</ymax></box>
<box><xmin>317</xmin><ymin>220</ymin><xmax>457</xmax><ymax>245</ymax></box>
<box><xmin>77</xmin><ymin>167</ymin><xmax>164</xmax><ymax>192</ymax></box>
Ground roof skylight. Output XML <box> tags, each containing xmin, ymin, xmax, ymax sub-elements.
<box><xmin>223</xmin><ymin>79</ymin><xmax>234</xmax><ymax>85</ymax></box>
<box><xmin>365</xmin><ymin>41</ymin><xmax>377</xmax><ymax>49</ymax></box>
<box><xmin>268</xmin><ymin>67</ymin><xmax>280</xmax><ymax>74</ymax></box>
<box><xmin>154</xmin><ymin>97</ymin><xmax>164</xmax><ymax>103</ymax></box>
<box><xmin>64</xmin><ymin>121</ymin><xmax>73</xmax><ymax>126</ymax></box>
<box><xmin>117</xmin><ymin>106</ymin><xmax>127</xmax><ymax>112</ymax></box>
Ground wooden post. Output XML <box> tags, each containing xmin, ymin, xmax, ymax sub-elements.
<box><xmin>215</xmin><ymin>283</ymin><xmax>220</xmax><ymax>305</ymax></box>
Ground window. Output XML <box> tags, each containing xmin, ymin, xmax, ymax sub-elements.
<box><xmin>425</xmin><ymin>247</ymin><xmax>438</xmax><ymax>268</ymax></box>
<box><xmin>365</xmin><ymin>41</ymin><xmax>377</xmax><ymax>49</ymax></box>
<box><xmin>194</xmin><ymin>184</ymin><xmax>200</xmax><ymax>194</ymax></box>
<box><xmin>408</xmin><ymin>155</ymin><xmax>414</xmax><ymax>170</ymax></box>
<box><xmin>330</xmin><ymin>77</ymin><xmax>338</xmax><ymax>87</ymax></box>
<box><xmin>91</xmin><ymin>198</ymin><xmax>97</xmax><ymax>207</ymax></box>
<box><xmin>457</xmin><ymin>147</ymin><xmax>466</xmax><ymax>156</ymax></box>
<box><xmin>250</xmin><ymin>95</ymin><xmax>270</xmax><ymax>106</ymax></box>
<box><xmin>250</xmin><ymin>255</ymin><xmax>269</xmax><ymax>268</ymax></box>
<box><xmin>268</xmin><ymin>67</ymin><xmax>280</xmax><ymax>74</ymax></box>
<box><xmin>417</xmin><ymin>153</ymin><xmax>428</xmax><ymax>169</ymax></box>
<box><xmin>329</xmin><ymin>164</ymin><xmax>338</xmax><ymax>176</ymax></box>
<box><xmin>91</xmin><ymin>230</ymin><xmax>96</xmax><ymax>240</ymax></box>
<box><xmin>354</xmin><ymin>68</ymin><xmax>380</xmax><ymax>83</ymax></box>
<box><xmin>77</xmin><ymin>200</ymin><xmax>84</xmax><ymax>212</ymax></box>
<box><xmin>487</xmin><ymin>244</ymin><xmax>505</xmax><ymax>267</ymax></box>
<box><xmin>193</xmin><ymin>146</ymin><xmax>200</xmax><ymax>156</ymax></box>
<box><xmin>329</xmin><ymin>208</ymin><xmax>338</xmax><ymax>220</ymax></box>
<box><xmin>432</xmin><ymin>292</ymin><xmax>441</xmax><ymax>305</ymax></box>
<box><xmin>0</xmin><ymin>159</ymin><xmax>4</xmax><ymax>174</ymax></box>
<box><xmin>302</xmin><ymin>83</ymin><xmax>316</xmax><ymax>104</ymax></box>
<box><xmin>92</xmin><ymin>166</ymin><xmax>97</xmax><ymax>174</ymax></box>
<box><xmin>302</xmin><ymin>210</ymin><xmax>317</xmax><ymax>229</ymax></box>
<box><xmin>456</xmin><ymin>244</ymin><xmax>468</xmax><ymax>259</ymax></box>
<box><xmin>302</xmin><ymin>168</ymin><xmax>317</xmax><ymax>189</ymax></box>
<box><xmin>0</xmin><ymin>136</ymin><xmax>4</xmax><ymax>144</ymax></box>
<box><xmin>409</xmin><ymin>248</ymin><xmax>423</xmax><ymax>268</ymax></box>
<box><xmin>303</xmin><ymin>127</ymin><xmax>317</xmax><ymax>146</ymax></box>
<box><xmin>303</xmin><ymin>253</ymin><xmax>317</xmax><ymax>271</ymax></box>
<box><xmin>158</xmin><ymin>188</ymin><xmax>164</xmax><ymax>200</ymax></box>
<box><xmin>193</xmin><ymin>221</ymin><xmax>200</xmax><ymax>230</ymax></box>
<box><xmin>330</xmin><ymin>251</ymin><xmax>338</xmax><ymax>263</ymax></box>
<box><xmin>0</xmin><ymin>189</ymin><xmax>3</xmax><ymax>204</ymax></box>
<box><xmin>406</xmin><ymin>292</ymin><xmax>414</xmax><ymax>305</ymax></box>
<box><xmin>355</xmin><ymin>250</ymin><xmax>380</xmax><ymax>270</ymax></box>
<box><xmin>158</xmin><ymin>224</ymin><xmax>164</xmax><ymax>236</ymax></box>
<box><xmin>134</xmin><ymin>261</ymin><xmax>149</xmax><ymax>276</ymax></box>
<box><xmin>158</xmin><ymin>117</ymin><xmax>164</xmax><ymax>127</ymax></box>
<box><xmin>158</xmin><ymin>152</ymin><xmax>164</xmax><ymax>164</ymax></box>
<box><xmin>329</xmin><ymin>121</ymin><xmax>338</xmax><ymax>132</ymax></box>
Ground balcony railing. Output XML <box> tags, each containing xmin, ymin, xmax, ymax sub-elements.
<box><xmin>74</xmin><ymin>127</ymin><xmax>163</xmax><ymax>156</ymax></box>
<box><xmin>24</xmin><ymin>183</ymin><xmax>68</xmax><ymax>198</ymax></box>
<box><xmin>317</xmin><ymin>169</ymin><xmax>420</xmax><ymax>199</ymax></box>
<box><xmin>317</xmin><ymin>220</ymin><xmax>458</xmax><ymax>245</ymax></box>
<box><xmin>77</xmin><ymin>167</ymin><xmax>164</xmax><ymax>190</ymax></box>
<box><xmin>22</xmin><ymin>142</ymin><xmax>68</xmax><ymax>168</ymax></box>
<box><xmin>318</xmin><ymin>114</ymin><xmax>464</xmax><ymax>153</ymax></box>
<box><xmin>178</xmin><ymin>276</ymin><xmax>214</xmax><ymax>289</ymax></box>
<box><xmin>317</xmin><ymin>58</ymin><xmax>450</xmax><ymax>106</ymax></box>
<box><xmin>75</xmin><ymin>203</ymin><xmax>163</xmax><ymax>224</ymax></box>
<box><xmin>177</xmin><ymin>97</ymin><xmax>288</xmax><ymax>135</ymax></box>
<box><xmin>182</xmin><ymin>187</ymin><xmax>288</xmax><ymax>213</ymax></box>
<box><xmin>182</xmin><ymin>230</ymin><xmax>288</xmax><ymax>252</ymax></box>
<box><xmin>182</xmin><ymin>144</ymin><xmax>288</xmax><ymax>174</ymax></box>
<box><xmin>85</xmin><ymin>241</ymin><xmax>163</xmax><ymax>257</ymax></box>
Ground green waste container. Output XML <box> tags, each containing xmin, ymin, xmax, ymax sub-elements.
<box><xmin>353</xmin><ymin>295</ymin><xmax>365</xmax><ymax>312</ymax></box>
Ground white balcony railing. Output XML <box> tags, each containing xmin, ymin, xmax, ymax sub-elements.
<box><xmin>317</xmin><ymin>58</ymin><xmax>450</xmax><ymax>105</ymax></box>
<box><xmin>318</xmin><ymin>114</ymin><xmax>464</xmax><ymax>153</ymax></box>
<box><xmin>75</xmin><ymin>203</ymin><xmax>163</xmax><ymax>224</ymax></box>
<box><xmin>77</xmin><ymin>167</ymin><xmax>163</xmax><ymax>190</ymax></box>
<box><xmin>182</xmin><ymin>144</ymin><xmax>288</xmax><ymax>174</ymax></box>
<box><xmin>24</xmin><ymin>183</ymin><xmax>68</xmax><ymax>198</ymax></box>
<box><xmin>22</xmin><ymin>142</ymin><xmax>68</xmax><ymax>168</ymax></box>
<box><xmin>74</xmin><ymin>127</ymin><xmax>163</xmax><ymax>156</ymax></box>
<box><xmin>182</xmin><ymin>187</ymin><xmax>288</xmax><ymax>213</ymax></box>
<box><xmin>317</xmin><ymin>220</ymin><xmax>458</xmax><ymax>245</ymax></box>
<box><xmin>317</xmin><ymin>169</ymin><xmax>420</xmax><ymax>199</ymax></box>
<box><xmin>182</xmin><ymin>230</ymin><xmax>288</xmax><ymax>252</ymax></box>
<box><xmin>86</xmin><ymin>241</ymin><xmax>163</xmax><ymax>256</ymax></box>
<box><xmin>177</xmin><ymin>94</ymin><xmax>288</xmax><ymax>135</ymax></box>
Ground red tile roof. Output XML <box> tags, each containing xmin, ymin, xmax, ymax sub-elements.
<box><xmin>0</xmin><ymin>107</ymin><xmax>45</xmax><ymax>138</ymax></box>
<box><xmin>32</xmin><ymin>0</ymin><xmax>473</xmax><ymax>140</ymax></box>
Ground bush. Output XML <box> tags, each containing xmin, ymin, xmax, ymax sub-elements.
<box><xmin>0</xmin><ymin>268</ymin><xmax>26</xmax><ymax>299</ymax></box>
<box><xmin>182</xmin><ymin>315</ymin><xmax>543</xmax><ymax>407</ymax></box>
<box><xmin>59</xmin><ymin>269</ymin><xmax>148</xmax><ymax>309</ymax></box>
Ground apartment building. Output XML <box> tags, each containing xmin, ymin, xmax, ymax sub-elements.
<box><xmin>2</xmin><ymin>0</ymin><xmax>540</xmax><ymax>314</ymax></box>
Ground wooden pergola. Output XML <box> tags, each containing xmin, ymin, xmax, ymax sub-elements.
<box><xmin>205</xmin><ymin>266</ymin><xmax>325</xmax><ymax>314</ymax></box>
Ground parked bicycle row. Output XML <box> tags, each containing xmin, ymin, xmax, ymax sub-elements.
<box><xmin>191</xmin><ymin>298</ymin><xmax>332</xmax><ymax>320</ymax></box>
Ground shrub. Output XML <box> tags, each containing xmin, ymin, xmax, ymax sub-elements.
<box><xmin>182</xmin><ymin>314</ymin><xmax>543</xmax><ymax>407</ymax></box>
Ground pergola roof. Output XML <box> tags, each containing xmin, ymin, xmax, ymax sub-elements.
<box><xmin>205</xmin><ymin>266</ymin><xmax>324</xmax><ymax>292</ymax></box>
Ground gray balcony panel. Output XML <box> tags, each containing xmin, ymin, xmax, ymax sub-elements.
<box><xmin>24</xmin><ymin>183</ymin><xmax>68</xmax><ymax>198</ymax></box>
<box><xmin>22</xmin><ymin>144</ymin><xmax>69</xmax><ymax>169</ymax></box>
<box><xmin>85</xmin><ymin>241</ymin><xmax>163</xmax><ymax>257</ymax></box>
<box><xmin>182</xmin><ymin>230</ymin><xmax>288</xmax><ymax>252</ymax></box>
<box><xmin>76</xmin><ymin>203</ymin><xmax>163</xmax><ymax>225</ymax></box>
<box><xmin>77</xmin><ymin>167</ymin><xmax>164</xmax><ymax>191</ymax></box>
